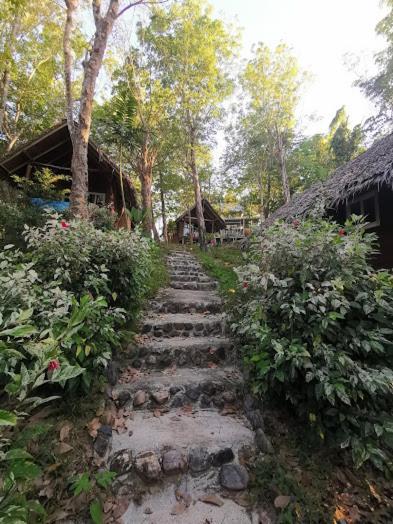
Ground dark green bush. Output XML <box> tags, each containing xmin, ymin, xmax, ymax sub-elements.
<box><xmin>232</xmin><ymin>217</ymin><xmax>393</xmax><ymax>471</ymax></box>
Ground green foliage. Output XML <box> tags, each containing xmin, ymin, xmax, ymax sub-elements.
<box><xmin>88</xmin><ymin>205</ymin><xmax>116</xmax><ymax>231</ymax></box>
<box><xmin>0</xmin><ymin>201</ymin><xmax>45</xmax><ymax>249</ymax></box>
<box><xmin>195</xmin><ymin>245</ymin><xmax>243</xmax><ymax>297</ymax></box>
<box><xmin>12</xmin><ymin>168</ymin><xmax>70</xmax><ymax>200</ymax></box>
<box><xmin>232</xmin><ymin>217</ymin><xmax>393</xmax><ymax>471</ymax></box>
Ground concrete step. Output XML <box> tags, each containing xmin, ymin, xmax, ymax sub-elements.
<box><xmin>170</xmin><ymin>274</ymin><xmax>212</xmax><ymax>283</ymax></box>
<box><xmin>151</xmin><ymin>289</ymin><xmax>222</xmax><ymax>314</ymax></box>
<box><xmin>114</xmin><ymin>366</ymin><xmax>242</xmax><ymax>409</ymax></box>
<box><xmin>141</xmin><ymin>313</ymin><xmax>225</xmax><ymax>337</ymax></box>
<box><xmin>168</xmin><ymin>270</ymin><xmax>206</xmax><ymax>277</ymax></box>
<box><xmin>134</xmin><ymin>336</ymin><xmax>233</xmax><ymax>369</ymax></box>
<box><xmin>171</xmin><ymin>280</ymin><xmax>218</xmax><ymax>291</ymax></box>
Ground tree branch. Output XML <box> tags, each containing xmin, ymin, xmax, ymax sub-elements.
<box><xmin>116</xmin><ymin>0</ymin><xmax>168</xmax><ymax>19</ymax></box>
<box><xmin>92</xmin><ymin>0</ymin><xmax>102</xmax><ymax>28</ymax></box>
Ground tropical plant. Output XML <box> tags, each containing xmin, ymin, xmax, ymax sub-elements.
<box><xmin>232</xmin><ymin>217</ymin><xmax>393</xmax><ymax>471</ymax></box>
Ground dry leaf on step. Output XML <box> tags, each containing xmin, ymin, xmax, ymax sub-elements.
<box><xmin>170</xmin><ymin>502</ymin><xmax>187</xmax><ymax>515</ymax></box>
<box><xmin>87</xmin><ymin>417</ymin><xmax>101</xmax><ymax>438</ymax></box>
<box><xmin>274</xmin><ymin>495</ymin><xmax>291</xmax><ymax>509</ymax></box>
<box><xmin>57</xmin><ymin>442</ymin><xmax>73</xmax><ymax>455</ymax></box>
<box><xmin>59</xmin><ymin>421</ymin><xmax>73</xmax><ymax>442</ymax></box>
<box><xmin>199</xmin><ymin>494</ymin><xmax>224</xmax><ymax>507</ymax></box>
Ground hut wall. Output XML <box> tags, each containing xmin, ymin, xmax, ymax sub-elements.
<box><xmin>374</xmin><ymin>186</ymin><xmax>393</xmax><ymax>269</ymax></box>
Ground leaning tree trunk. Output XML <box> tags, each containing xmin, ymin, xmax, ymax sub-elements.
<box><xmin>159</xmin><ymin>171</ymin><xmax>168</xmax><ymax>243</ymax></box>
<box><xmin>189</xmin><ymin>130</ymin><xmax>206</xmax><ymax>250</ymax></box>
<box><xmin>277</xmin><ymin>131</ymin><xmax>290</xmax><ymax>205</ymax></box>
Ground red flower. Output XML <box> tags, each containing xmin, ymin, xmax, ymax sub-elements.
<box><xmin>292</xmin><ymin>219</ymin><xmax>300</xmax><ymax>228</ymax></box>
<box><xmin>338</xmin><ymin>228</ymin><xmax>345</xmax><ymax>237</ymax></box>
<box><xmin>242</xmin><ymin>282</ymin><xmax>249</xmax><ymax>289</ymax></box>
<box><xmin>60</xmin><ymin>220</ymin><xmax>70</xmax><ymax>229</ymax></box>
<box><xmin>48</xmin><ymin>359</ymin><xmax>60</xmax><ymax>371</ymax></box>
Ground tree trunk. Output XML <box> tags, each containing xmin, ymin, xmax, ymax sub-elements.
<box><xmin>189</xmin><ymin>130</ymin><xmax>206</xmax><ymax>250</ymax></box>
<box><xmin>258</xmin><ymin>171</ymin><xmax>264</xmax><ymax>224</ymax></box>
<box><xmin>64</xmin><ymin>0</ymin><xmax>120</xmax><ymax>218</ymax></box>
<box><xmin>136</xmin><ymin>137</ymin><xmax>158</xmax><ymax>239</ymax></box>
<box><xmin>277</xmin><ymin>131</ymin><xmax>290</xmax><ymax>204</ymax></box>
<box><xmin>0</xmin><ymin>12</ymin><xmax>21</xmax><ymax>133</ymax></box>
<box><xmin>159</xmin><ymin>171</ymin><xmax>168</xmax><ymax>243</ymax></box>
<box><xmin>264</xmin><ymin>170</ymin><xmax>272</xmax><ymax>218</ymax></box>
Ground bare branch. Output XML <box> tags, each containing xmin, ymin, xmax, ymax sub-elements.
<box><xmin>117</xmin><ymin>0</ymin><xmax>168</xmax><ymax>19</ymax></box>
<box><xmin>92</xmin><ymin>0</ymin><xmax>102</xmax><ymax>28</ymax></box>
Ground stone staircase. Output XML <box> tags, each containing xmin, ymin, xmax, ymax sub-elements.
<box><xmin>108</xmin><ymin>250</ymin><xmax>262</xmax><ymax>523</ymax></box>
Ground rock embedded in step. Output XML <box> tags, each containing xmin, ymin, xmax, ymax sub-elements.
<box><xmin>222</xmin><ymin>390</ymin><xmax>236</xmax><ymax>404</ymax></box>
<box><xmin>200</xmin><ymin>394</ymin><xmax>213</xmax><ymax>408</ymax></box>
<box><xmin>212</xmin><ymin>447</ymin><xmax>235</xmax><ymax>467</ymax></box>
<box><xmin>169</xmin><ymin>385</ymin><xmax>183</xmax><ymax>396</ymax></box>
<box><xmin>94</xmin><ymin>425</ymin><xmax>112</xmax><ymax>457</ymax></box>
<box><xmin>110</xmin><ymin>449</ymin><xmax>133</xmax><ymax>475</ymax></box>
<box><xmin>188</xmin><ymin>447</ymin><xmax>212</xmax><ymax>473</ymax></box>
<box><xmin>255</xmin><ymin>428</ymin><xmax>274</xmax><ymax>454</ymax></box>
<box><xmin>247</xmin><ymin>409</ymin><xmax>265</xmax><ymax>430</ymax></box>
<box><xmin>116</xmin><ymin>390</ymin><xmax>131</xmax><ymax>408</ymax></box>
<box><xmin>162</xmin><ymin>449</ymin><xmax>188</xmax><ymax>474</ymax></box>
<box><xmin>170</xmin><ymin>392</ymin><xmax>186</xmax><ymax>408</ymax></box>
<box><xmin>185</xmin><ymin>384</ymin><xmax>201</xmax><ymax>401</ymax></box>
<box><xmin>133</xmin><ymin>390</ymin><xmax>147</xmax><ymax>407</ymax></box>
<box><xmin>146</xmin><ymin>355</ymin><xmax>157</xmax><ymax>366</ymax></box>
<box><xmin>244</xmin><ymin>395</ymin><xmax>255</xmax><ymax>413</ymax></box>
<box><xmin>106</xmin><ymin>360</ymin><xmax>119</xmax><ymax>386</ymax></box>
<box><xmin>219</xmin><ymin>463</ymin><xmax>249</xmax><ymax>491</ymax></box>
<box><xmin>201</xmin><ymin>381</ymin><xmax>217</xmax><ymax>397</ymax></box>
<box><xmin>134</xmin><ymin>451</ymin><xmax>162</xmax><ymax>481</ymax></box>
<box><xmin>151</xmin><ymin>389</ymin><xmax>169</xmax><ymax>405</ymax></box>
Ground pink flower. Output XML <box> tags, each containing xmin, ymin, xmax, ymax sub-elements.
<box><xmin>242</xmin><ymin>282</ymin><xmax>249</xmax><ymax>289</ymax></box>
<box><xmin>48</xmin><ymin>359</ymin><xmax>60</xmax><ymax>371</ymax></box>
<box><xmin>338</xmin><ymin>228</ymin><xmax>345</xmax><ymax>237</ymax></box>
<box><xmin>60</xmin><ymin>220</ymin><xmax>70</xmax><ymax>229</ymax></box>
<box><xmin>292</xmin><ymin>219</ymin><xmax>300</xmax><ymax>228</ymax></box>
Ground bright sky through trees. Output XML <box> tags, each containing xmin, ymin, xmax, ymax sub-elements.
<box><xmin>210</xmin><ymin>0</ymin><xmax>386</xmax><ymax>135</ymax></box>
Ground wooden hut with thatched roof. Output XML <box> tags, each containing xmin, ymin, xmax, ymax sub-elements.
<box><xmin>265</xmin><ymin>133</ymin><xmax>393</xmax><ymax>268</ymax></box>
<box><xmin>0</xmin><ymin>121</ymin><xmax>138</xmax><ymax>214</ymax></box>
<box><xmin>173</xmin><ymin>198</ymin><xmax>226</xmax><ymax>243</ymax></box>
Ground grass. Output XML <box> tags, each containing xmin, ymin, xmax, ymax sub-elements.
<box><xmin>191</xmin><ymin>244</ymin><xmax>244</xmax><ymax>297</ymax></box>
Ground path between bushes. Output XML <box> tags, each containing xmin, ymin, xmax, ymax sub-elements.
<box><xmin>107</xmin><ymin>249</ymin><xmax>270</xmax><ymax>524</ymax></box>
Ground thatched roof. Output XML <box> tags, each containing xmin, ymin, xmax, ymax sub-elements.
<box><xmin>265</xmin><ymin>132</ymin><xmax>393</xmax><ymax>226</ymax></box>
<box><xmin>176</xmin><ymin>198</ymin><xmax>226</xmax><ymax>231</ymax></box>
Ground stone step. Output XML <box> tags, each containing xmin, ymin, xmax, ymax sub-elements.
<box><xmin>120</xmin><ymin>476</ymin><xmax>254</xmax><ymax>524</ymax></box>
<box><xmin>170</xmin><ymin>280</ymin><xmax>218</xmax><ymax>291</ymax></box>
<box><xmin>168</xmin><ymin>270</ymin><xmax>206</xmax><ymax>277</ymax></box>
<box><xmin>141</xmin><ymin>313</ymin><xmax>225</xmax><ymax>337</ymax></box>
<box><xmin>134</xmin><ymin>336</ymin><xmax>233</xmax><ymax>369</ymax></box>
<box><xmin>114</xmin><ymin>366</ymin><xmax>242</xmax><ymax>409</ymax></box>
<box><xmin>151</xmin><ymin>289</ymin><xmax>222</xmax><ymax>314</ymax></box>
<box><xmin>169</xmin><ymin>274</ymin><xmax>211</xmax><ymax>283</ymax></box>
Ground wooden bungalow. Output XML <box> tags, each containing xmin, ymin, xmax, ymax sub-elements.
<box><xmin>173</xmin><ymin>198</ymin><xmax>226</xmax><ymax>243</ymax></box>
<box><xmin>264</xmin><ymin>132</ymin><xmax>393</xmax><ymax>268</ymax></box>
<box><xmin>0</xmin><ymin>121</ymin><xmax>138</xmax><ymax>213</ymax></box>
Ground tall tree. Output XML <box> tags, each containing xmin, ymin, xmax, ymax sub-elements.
<box><xmin>0</xmin><ymin>0</ymin><xmax>67</xmax><ymax>152</ymax></box>
<box><xmin>142</xmin><ymin>0</ymin><xmax>237</xmax><ymax>249</ymax></box>
<box><xmin>62</xmin><ymin>0</ymin><xmax>165</xmax><ymax>218</ymax></box>
<box><xmin>328</xmin><ymin>106</ymin><xmax>363</xmax><ymax>166</ymax></box>
<box><xmin>357</xmin><ymin>0</ymin><xmax>393</xmax><ymax>132</ymax></box>
<box><xmin>241</xmin><ymin>43</ymin><xmax>305</xmax><ymax>205</ymax></box>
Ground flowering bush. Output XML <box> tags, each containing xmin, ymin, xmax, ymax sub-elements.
<box><xmin>232</xmin><ymin>217</ymin><xmax>393</xmax><ymax>470</ymax></box>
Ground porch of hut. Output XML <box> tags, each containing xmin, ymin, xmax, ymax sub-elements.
<box><xmin>173</xmin><ymin>198</ymin><xmax>226</xmax><ymax>243</ymax></box>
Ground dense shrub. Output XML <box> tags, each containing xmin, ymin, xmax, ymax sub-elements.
<box><xmin>24</xmin><ymin>216</ymin><xmax>155</xmax><ymax>312</ymax></box>
<box><xmin>232</xmin><ymin>217</ymin><xmax>393</xmax><ymax>470</ymax></box>
<box><xmin>0</xmin><ymin>201</ymin><xmax>45</xmax><ymax>248</ymax></box>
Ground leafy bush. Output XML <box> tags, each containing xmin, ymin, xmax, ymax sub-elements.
<box><xmin>0</xmin><ymin>201</ymin><xmax>45</xmax><ymax>248</ymax></box>
<box><xmin>232</xmin><ymin>217</ymin><xmax>393</xmax><ymax>470</ymax></box>
<box><xmin>24</xmin><ymin>216</ymin><xmax>155</xmax><ymax>312</ymax></box>
<box><xmin>88</xmin><ymin>204</ymin><xmax>116</xmax><ymax>231</ymax></box>
<box><xmin>12</xmin><ymin>167</ymin><xmax>70</xmax><ymax>200</ymax></box>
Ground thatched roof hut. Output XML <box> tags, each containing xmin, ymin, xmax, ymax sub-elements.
<box><xmin>265</xmin><ymin>133</ymin><xmax>393</xmax><ymax>226</ymax></box>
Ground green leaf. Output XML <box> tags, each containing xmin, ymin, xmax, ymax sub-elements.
<box><xmin>89</xmin><ymin>500</ymin><xmax>103</xmax><ymax>524</ymax></box>
<box><xmin>0</xmin><ymin>324</ymin><xmax>38</xmax><ymax>338</ymax></box>
<box><xmin>0</xmin><ymin>409</ymin><xmax>17</xmax><ymax>426</ymax></box>
<box><xmin>9</xmin><ymin>460</ymin><xmax>41</xmax><ymax>480</ymax></box>
<box><xmin>4</xmin><ymin>449</ymin><xmax>33</xmax><ymax>460</ymax></box>
<box><xmin>72</xmin><ymin>472</ymin><xmax>92</xmax><ymax>496</ymax></box>
<box><xmin>95</xmin><ymin>470</ymin><xmax>116</xmax><ymax>489</ymax></box>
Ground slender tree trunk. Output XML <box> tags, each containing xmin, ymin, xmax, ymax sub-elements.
<box><xmin>265</xmin><ymin>170</ymin><xmax>271</xmax><ymax>218</ymax></box>
<box><xmin>258</xmin><ymin>171</ymin><xmax>264</xmax><ymax>224</ymax></box>
<box><xmin>277</xmin><ymin>131</ymin><xmax>290</xmax><ymax>204</ymax></box>
<box><xmin>189</xmin><ymin>128</ymin><xmax>206</xmax><ymax>250</ymax></box>
<box><xmin>136</xmin><ymin>137</ymin><xmax>158</xmax><ymax>239</ymax></box>
<box><xmin>0</xmin><ymin>12</ymin><xmax>21</xmax><ymax>133</ymax></box>
<box><xmin>159</xmin><ymin>171</ymin><xmax>168</xmax><ymax>243</ymax></box>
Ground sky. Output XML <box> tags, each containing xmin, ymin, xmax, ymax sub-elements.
<box><xmin>209</xmin><ymin>0</ymin><xmax>386</xmax><ymax>136</ymax></box>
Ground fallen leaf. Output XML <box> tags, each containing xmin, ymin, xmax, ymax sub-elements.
<box><xmin>199</xmin><ymin>494</ymin><xmax>224</xmax><ymax>507</ymax></box>
<box><xmin>153</xmin><ymin>409</ymin><xmax>161</xmax><ymax>418</ymax></box>
<box><xmin>207</xmin><ymin>362</ymin><xmax>218</xmax><ymax>368</ymax></box>
<box><xmin>45</xmin><ymin>463</ymin><xmax>62</xmax><ymax>473</ymax></box>
<box><xmin>59</xmin><ymin>421</ymin><xmax>73</xmax><ymax>442</ymax></box>
<box><xmin>274</xmin><ymin>495</ymin><xmax>291</xmax><ymax>509</ymax></box>
<box><xmin>170</xmin><ymin>502</ymin><xmax>187</xmax><ymax>515</ymax></box>
<box><xmin>367</xmin><ymin>481</ymin><xmax>382</xmax><ymax>503</ymax></box>
<box><xmin>87</xmin><ymin>417</ymin><xmax>101</xmax><ymax>438</ymax></box>
<box><xmin>57</xmin><ymin>442</ymin><xmax>73</xmax><ymax>455</ymax></box>
<box><xmin>220</xmin><ymin>404</ymin><xmax>237</xmax><ymax>416</ymax></box>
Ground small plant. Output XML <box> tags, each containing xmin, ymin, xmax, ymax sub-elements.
<box><xmin>232</xmin><ymin>217</ymin><xmax>393</xmax><ymax>471</ymax></box>
<box><xmin>12</xmin><ymin>167</ymin><xmax>70</xmax><ymax>201</ymax></box>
